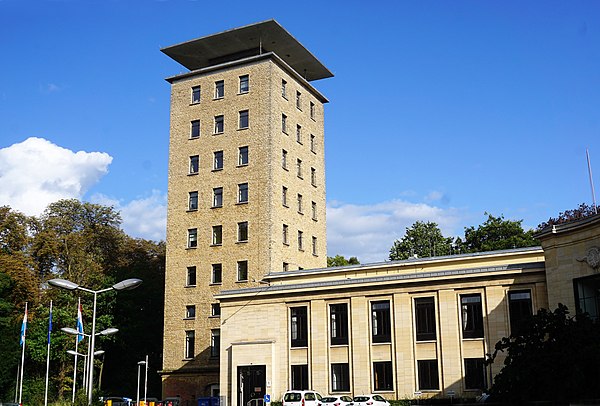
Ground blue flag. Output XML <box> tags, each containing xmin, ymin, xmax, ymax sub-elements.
<box><xmin>20</xmin><ymin>306</ymin><xmax>27</xmax><ymax>346</ymax></box>
<box><xmin>76</xmin><ymin>302</ymin><xmax>84</xmax><ymax>342</ymax></box>
<box><xmin>47</xmin><ymin>303</ymin><xmax>53</xmax><ymax>345</ymax></box>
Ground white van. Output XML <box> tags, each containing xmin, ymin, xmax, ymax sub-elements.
<box><xmin>282</xmin><ymin>391</ymin><xmax>323</xmax><ymax>406</ymax></box>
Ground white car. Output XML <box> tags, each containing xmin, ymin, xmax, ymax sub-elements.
<box><xmin>283</xmin><ymin>391</ymin><xmax>323</xmax><ymax>406</ymax></box>
<box><xmin>352</xmin><ymin>395</ymin><xmax>389</xmax><ymax>406</ymax></box>
<box><xmin>320</xmin><ymin>396</ymin><xmax>354</xmax><ymax>406</ymax></box>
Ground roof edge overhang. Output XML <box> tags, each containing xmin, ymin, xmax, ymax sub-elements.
<box><xmin>535</xmin><ymin>213</ymin><xmax>600</xmax><ymax>240</ymax></box>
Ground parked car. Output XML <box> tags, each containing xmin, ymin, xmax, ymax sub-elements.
<box><xmin>352</xmin><ymin>395</ymin><xmax>389</xmax><ymax>406</ymax></box>
<box><xmin>320</xmin><ymin>395</ymin><xmax>353</xmax><ymax>406</ymax></box>
<box><xmin>283</xmin><ymin>391</ymin><xmax>323</xmax><ymax>406</ymax></box>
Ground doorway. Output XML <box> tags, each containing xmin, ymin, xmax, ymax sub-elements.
<box><xmin>238</xmin><ymin>365</ymin><xmax>266</xmax><ymax>406</ymax></box>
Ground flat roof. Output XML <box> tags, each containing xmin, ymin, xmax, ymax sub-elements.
<box><xmin>161</xmin><ymin>19</ymin><xmax>333</xmax><ymax>81</ymax></box>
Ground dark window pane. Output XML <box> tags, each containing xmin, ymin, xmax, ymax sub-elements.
<box><xmin>415</xmin><ymin>297</ymin><xmax>436</xmax><ymax>341</ymax></box>
<box><xmin>291</xmin><ymin>307</ymin><xmax>308</xmax><ymax>347</ymax></box>
<box><xmin>464</xmin><ymin>358</ymin><xmax>486</xmax><ymax>390</ymax></box>
<box><xmin>373</xmin><ymin>361</ymin><xmax>393</xmax><ymax>391</ymax></box>
<box><xmin>291</xmin><ymin>365</ymin><xmax>308</xmax><ymax>390</ymax></box>
<box><xmin>461</xmin><ymin>294</ymin><xmax>484</xmax><ymax>338</ymax></box>
<box><xmin>418</xmin><ymin>360</ymin><xmax>439</xmax><ymax>390</ymax></box>
<box><xmin>331</xmin><ymin>363</ymin><xmax>350</xmax><ymax>392</ymax></box>
<box><xmin>330</xmin><ymin>303</ymin><xmax>349</xmax><ymax>345</ymax></box>
<box><xmin>372</xmin><ymin>301</ymin><xmax>391</xmax><ymax>343</ymax></box>
<box><xmin>508</xmin><ymin>290</ymin><xmax>532</xmax><ymax>335</ymax></box>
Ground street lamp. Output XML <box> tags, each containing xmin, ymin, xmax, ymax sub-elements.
<box><xmin>66</xmin><ymin>349</ymin><xmax>105</xmax><ymax>400</ymax></box>
<box><xmin>49</xmin><ymin>278</ymin><xmax>142</xmax><ymax>405</ymax></box>
<box><xmin>137</xmin><ymin>360</ymin><xmax>146</xmax><ymax>406</ymax></box>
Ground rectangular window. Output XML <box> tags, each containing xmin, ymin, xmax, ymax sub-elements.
<box><xmin>461</xmin><ymin>294</ymin><xmax>484</xmax><ymax>339</ymax></box>
<box><xmin>283</xmin><ymin>262</ymin><xmax>289</xmax><ymax>272</ymax></box>
<box><xmin>215</xmin><ymin>80</ymin><xmax>224</xmax><ymax>99</ymax></box>
<box><xmin>311</xmin><ymin>168</ymin><xmax>317</xmax><ymax>186</ymax></box>
<box><xmin>210</xmin><ymin>329</ymin><xmax>220</xmax><ymax>357</ymax></box>
<box><xmin>185</xmin><ymin>305</ymin><xmax>196</xmax><ymax>319</ymax></box>
<box><xmin>330</xmin><ymin>303</ymin><xmax>348</xmax><ymax>345</ymax></box>
<box><xmin>188</xmin><ymin>191</ymin><xmax>198</xmax><ymax>211</ymax></box>
<box><xmin>296</xmin><ymin>124</ymin><xmax>302</xmax><ymax>143</ymax></box>
<box><xmin>283</xmin><ymin>224</ymin><xmax>289</xmax><ymax>245</ymax></box>
<box><xmin>373</xmin><ymin>361</ymin><xmax>393</xmax><ymax>391</ymax></box>
<box><xmin>372</xmin><ymin>301</ymin><xmax>391</xmax><ymax>343</ymax></box>
<box><xmin>464</xmin><ymin>358</ymin><xmax>486</xmax><ymax>390</ymax></box>
<box><xmin>282</xmin><ymin>149</ymin><xmax>288</xmax><ymax>169</ymax></box>
<box><xmin>281</xmin><ymin>79</ymin><xmax>287</xmax><ymax>98</ymax></box>
<box><xmin>312</xmin><ymin>236</ymin><xmax>317</xmax><ymax>256</ymax></box>
<box><xmin>191</xmin><ymin>120</ymin><xmax>200</xmax><ymax>139</ymax></box>
<box><xmin>212</xmin><ymin>187</ymin><xmax>223</xmax><ymax>208</ymax></box>
<box><xmin>298</xmin><ymin>230</ymin><xmax>304</xmax><ymax>251</ymax></box>
<box><xmin>185</xmin><ymin>330</ymin><xmax>195</xmax><ymax>359</ymax></box>
<box><xmin>212</xmin><ymin>263</ymin><xmax>222</xmax><ymax>284</ymax></box>
<box><xmin>282</xmin><ymin>186</ymin><xmax>288</xmax><ymax>206</ymax></box>
<box><xmin>310</xmin><ymin>101</ymin><xmax>315</xmax><ymax>119</ymax></box>
<box><xmin>212</xmin><ymin>225</ymin><xmax>222</xmax><ymax>245</ymax></box>
<box><xmin>214</xmin><ymin>115</ymin><xmax>224</xmax><ymax>134</ymax></box>
<box><xmin>282</xmin><ymin>114</ymin><xmax>287</xmax><ymax>133</ymax></box>
<box><xmin>331</xmin><ymin>363</ymin><xmax>350</xmax><ymax>392</ymax></box>
<box><xmin>290</xmin><ymin>306</ymin><xmax>308</xmax><ymax>347</ymax></box>
<box><xmin>415</xmin><ymin>297</ymin><xmax>437</xmax><ymax>341</ymax></box>
<box><xmin>238</xmin><ymin>183</ymin><xmax>248</xmax><ymax>203</ymax></box>
<box><xmin>297</xmin><ymin>194</ymin><xmax>303</xmax><ymax>213</ymax></box>
<box><xmin>297</xmin><ymin>159</ymin><xmax>302</xmax><ymax>178</ymax></box>
<box><xmin>239</xmin><ymin>110</ymin><xmax>249</xmax><ymax>129</ymax></box>
<box><xmin>211</xmin><ymin>303</ymin><xmax>221</xmax><ymax>317</ymax></box>
<box><xmin>186</xmin><ymin>266</ymin><xmax>197</xmax><ymax>286</ymax></box>
<box><xmin>238</xmin><ymin>221</ymin><xmax>248</xmax><ymax>242</ymax></box>
<box><xmin>312</xmin><ymin>202</ymin><xmax>317</xmax><ymax>220</ymax></box>
<box><xmin>192</xmin><ymin>86</ymin><xmax>201</xmax><ymax>104</ymax></box>
<box><xmin>213</xmin><ymin>151</ymin><xmax>223</xmax><ymax>170</ymax></box>
<box><xmin>239</xmin><ymin>75</ymin><xmax>249</xmax><ymax>93</ymax></box>
<box><xmin>290</xmin><ymin>365</ymin><xmax>308</xmax><ymax>390</ymax></box>
<box><xmin>237</xmin><ymin>260</ymin><xmax>248</xmax><ymax>281</ymax></box>
<box><xmin>187</xmin><ymin>228</ymin><xmax>197</xmax><ymax>248</ymax></box>
<box><xmin>238</xmin><ymin>146</ymin><xmax>249</xmax><ymax>166</ymax></box>
<box><xmin>418</xmin><ymin>360</ymin><xmax>439</xmax><ymax>390</ymax></box>
<box><xmin>296</xmin><ymin>91</ymin><xmax>302</xmax><ymax>110</ymax></box>
<box><xmin>189</xmin><ymin>155</ymin><xmax>199</xmax><ymax>174</ymax></box>
<box><xmin>310</xmin><ymin>134</ymin><xmax>315</xmax><ymax>153</ymax></box>
<box><xmin>508</xmin><ymin>290</ymin><xmax>533</xmax><ymax>335</ymax></box>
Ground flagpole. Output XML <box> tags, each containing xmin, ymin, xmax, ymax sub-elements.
<box><xmin>73</xmin><ymin>297</ymin><xmax>82</xmax><ymax>404</ymax></box>
<box><xmin>44</xmin><ymin>300</ymin><xmax>53</xmax><ymax>406</ymax></box>
<box><xmin>19</xmin><ymin>302</ymin><xmax>27</xmax><ymax>405</ymax></box>
<box><xmin>14</xmin><ymin>364</ymin><xmax>19</xmax><ymax>403</ymax></box>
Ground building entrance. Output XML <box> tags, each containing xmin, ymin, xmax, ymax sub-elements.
<box><xmin>238</xmin><ymin>365</ymin><xmax>266</xmax><ymax>406</ymax></box>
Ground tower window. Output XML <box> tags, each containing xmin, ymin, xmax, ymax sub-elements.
<box><xmin>239</xmin><ymin>110</ymin><xmax>249</xmax><ymax>129</ymax></box>
<box><xmin>237</xmin><ymin>260</ymin><xmax>248</xmax><ymax>281</ymax></box>
<box><xmin>212</xmin><ymin>188</ymin><xmax>223</xmax><ymax>208</ymax></box>
<box><xmin>186</xmin><ymin>266</ymin><xmax>196</xmax><ymax>286</ymax></box>
<box><xmin>239</xmin><ymin>75</ymin><xmax>249</xmax><ymax>93</ymax></box>
<box><xmin>213</xmin><ymin>151</ymin><xmax>223</xmax><ymax>170</ymax></box>
<box><xmin>238</xmin><ymin>221</ymin><xmax>248</xmax><ymax>242</ymax></box>
<box><xmin>211</xmin><ymin>263</ymin><xmax>222</xmax><ymax>284</ymax></box>
<box><xmin>191</xmin><ymin>86</ymin><xmax>201</xmax><ymax>104</ymax></box>
<box><xmin>212</xmin><ymin>225</ymin><xmax>222</xmax><ymax>245</ymax></box>
<box><xmin>238</xmin><ymin>146</ymin><xmax>249</xmax><ymax>166</ymax></box>
<box><xmin>238</xmin><ymin>183</ymin><xmax>248</xmax><ymax>203</ymax></box>
<box><xmin>188</xmin><ymin>191</ymin><xmax>198</xmax><ymax>211</ymax></box>
<box><xmin>189</xmin><ymin>155</ymin><xmax>199</xmax><ymax>174</ymax></box>
<box><xmin>214</xmin><ymin>115</ymin><xmax>224</xmax><ymax>134</ymax></box>
<box><xmin>215</xmin><ymin>80</ymin><xmax>224</xmax><ymax>99</ymax></box>
<box><xmin>187</xmin><ymin>228</ymin><xmax>197</xmax><ymax>248</ymax></box>
<box><xmin>191</xmin><ymin>120</ymin><xmax>200</xmax><ymax>139</ymax></box>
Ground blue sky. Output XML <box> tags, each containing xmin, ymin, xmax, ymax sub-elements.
<box><xmin>1</xmin><ymin>0</ymin><xmax>599</xmax><ymax>262</ymax></box>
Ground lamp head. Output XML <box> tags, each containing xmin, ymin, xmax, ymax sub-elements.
<box><xmin>61</xmin><ymin>327</ymin><xmax>81</xmax><ymax>336</ymax></box>
<box><xmin>99</xmin><ymin>327</ymin><xmax>119</xmax><ymax>336</ymax></box>
<box><xmin>113</xmin><ymin>278</ymin><xmax>143</xmax><ymax>291</ymax></box>
<box><xmin>48</xmin><ymin>278</ymin><xmax>79</xmax><ymax>291</ymax></box>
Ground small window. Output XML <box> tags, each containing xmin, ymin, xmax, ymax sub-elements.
<box><xmin>185</xmin><ymin>330</ymin><xmax>195</xmax><ymax>359</ymax></box>
<box><xmin>214</xmin><ymin>115</ymin><xmax>224</xmax><ymax>134</ymax></box>
<box><xmin>238</xmin><ymin>146</ymin><xmax>249</xmax><ymax>166</ymax></box>
<box><xmin>290</xmin><ymin>306</ymin><xmax>308</xmax><ymax>347</ymax></box>
<box><xmin>298</xmin><ymin>230</ymin><xmax>304</xmax><ymax>251</ymax></box>
<box><xmin>283</xmin><ymin>262</ymin><xmax>289</xmax><ymax>272</ymax></box>
<box><xmin>461</xmin><ymin>294</ymin><xmax>484</xmax><ymax>339</ymax></box>
<box><xmin>190</xmin><ymin>120</ymin><xmax>200</xmax><ymax>139</ymax></box>
<box><xmin>283</xmin><ymin>224</ymin><xmax>289</xmax><ymax>245</ymax></box>
<box><xmin>239</xmin><ymin>110</ymin><xmax>249</xmax><ymax>129</ymax></box>
<box><xmin>211</xmin><ymin>303</ymin><xmax>221</xmax><ymax>317</ymax></box>
<box><xmin>192</xmin><ymin>86</ymin><xmax>201</xmax><ymax>104</ymax></box>
<box><xmin>282</xmin><ymin>186</ymin><xmax>288</xmax><ymax>207</ymax></box>
<box><xmin>373</xmin><ymin>361</ymin><xmax>393</xmax><ymax>391</ymax></box>
<box><xmin>296</xmin><ymin>91</ymin><xmax>302</xmax><ymax>110</ymax></box>
<box><xmin>310</xmin><ymin>134</ymin><xmax>316</xmax><ymax>153</ymax></box>
<box><xmin>238</xmin><ymin>221</ymin><xmax>248</xmax><ymax>242</ymax></box>
<box><xmin>290</xmin><ymin>365</ymin><xmax>308</xmax><ymax>390</ymax></box>
<box><xmin>212</xmin><ymin>188</ymin><xmax>223</xmax><ymax>208</ymax></box>
<box><xmin>311</xmin><ymin>201</ymin><xmax>317</xmax><ymax>221</ymax></box>
<box><xmin>372</xmin><ymin>301</ymin><xmax>391</xmax><ymax>343</ymax></box>
<box><xmin>297</xmin><ymin>194</ymin><xmax>303</xmax><ymax>213</ymax></box>
<box><xmin>212</xmin><ymin>225</ymin><xmax>222</xmax><ymax>245</ymax></box>
<box><xmin>210</xmin><ymin>329</ymin><xmax>220</xmax><ymax>357</ymax></box>
<box><xmin>312</xmin><ymin>236</ymin><xmax>317</xmax><ymax>256</ymax></box>
<box><xmin>331</xmin><ymin>363</ymin><xmax>350</xmax><ymax>392</ymax></box>
<box><xmin>297</xmin><ymin>159</ymin><xmax>302</xmax><ymax>178</ymax></box>
<box><xmin>296</xmin><ymin>124</ymin><xmax>302</xmax><ymax>144</ymax></box>
<box><xmin>282</xmin><ymin>114</ymin><xmax>287</xmax><ymax>133</ymax></box>
<box><xmin>282</xmin><ymin>149</ymin><xmax>288</xmax><ymax>169</ymax></box>
<box><xmin>415</xmin><ymin>297</ymin><xmax>436</xmax><ymax>341</ymax></box>
<box><xmin>189</xmin><ymin>155</ymin><xmax>199</xmax><ymax>174</ymax></box>
<box><xmin>508</xmin><ymin>290</ymin><xmax>533</xmax><ymax>335</ymax></box>
<box><xmin>187</xmin><ymin>228</ymin><xmax>197</xmax><ymax>248</ymax></box>
<box><xmin>212</xmin><ymin>263</ymin><xmax>222</xmax><ymax>284</ymax></box>
<box><xmin>330</xmin><ymin>303</ymin><xmax>348</xmax><ymax>345</ymax></box>
<box><xmin>311</xmin><ymin>168</ymin><xmax>317</xmax><ymax>186</ymax></box>
<box><xmin>418</xmin><ymin>360</ymin><xmax>439</xmax><ymax>390</ymax></box>
<box><xmin>237</xmin><ymin>260</ymin><xmax>248</xmax><ymax>281</ymax></box>
<box><xmin>238</xmin><ymin>183</ymin><xmax>248</xmax><ymax>203</ymax></box>
<box><xmin>239</xmin><ymin>75</ymin><xmax>249</xmax><ymax>93</ymax></box>
<box><xmin>215</xmin><ymin>80</ymin><xmax>224</xmax><ymax>99</ymax></box>
<box><xmin>310</xmin><ymin>102</ymin><xmax>315</xmax><ymax>119</ymax></box>
<box><xmin>464</xmin><ymin>358</ymin><xmax>486</xmax><ymax>390</ymax></box>
<box><xmin>188</xmin><ymin>191</ymin><xmax>198</xmax><ymax>211</ymax></box>
<box><xmin>186</xmin><ymin>266</ymin><xmax>197</xmax><ymax>286</ymax></box>
<box><xmin>213</xmin><ymin>151</ymin><xmax>223</xmax><ymax>170</ymax></box>
<box><xmin>185</xmin><ymin>305</ymin><xmax>196</xmax><ymax>319</ymax></box>
<box><xmin>281</xmin><ymin>79</ymin><xmax>287</xmax><ymax>98</ymax></box>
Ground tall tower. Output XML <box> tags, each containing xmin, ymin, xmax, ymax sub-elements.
<box><xmin>161</xmin><ymin>20</ymin><xmax>332</xmax><ymax>401</ymax></box>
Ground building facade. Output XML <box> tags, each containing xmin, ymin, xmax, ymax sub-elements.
<box><xmin>161</xmin><ymin>20</ymin><xmax>331</xmax><ymax>402</ymax></box>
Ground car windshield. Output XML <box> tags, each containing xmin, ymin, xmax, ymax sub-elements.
<box><xmin>321</xmin><ymin>398</ymin><xmax>337</xmax><ymax>403</ymax></box>
<box><xmin>341</xmin><ymin>397</ymin><xmax>353</xmax><ymax>402</ymax></box>
<box><xmin>354</xmin><ymin>397</ymin><xmax>369</xmax><ymax>402</ymax></box>
<box><xmin>284</xmin><ymin>393</ymin><xmax>302</xmax><ymax>402</ymax></box>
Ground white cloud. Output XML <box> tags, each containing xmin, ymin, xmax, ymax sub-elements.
<box><xmin>0</xmin><ymin>137</ymin><xmax>112</xmax><ymax>216</ymax></box>
<box><xmin>326</xmin><ymin>199</ymin><xmax>464</xmax><ymax>264</ymax></box>
<box><xmin>92</xmin><ymin>191</ymin><xmax>167</xmax><ymax>242</ymax></box>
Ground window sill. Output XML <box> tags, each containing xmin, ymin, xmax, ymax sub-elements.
<box><xmin>283</xmin><ymin>204</ymin><xmax>289</xmax><ymax>208</ymax></box>
<box><xmin>237</xmin><ymin>127</ymin><xmax>249</xmax><ymax>131</ymax></box>
<box><xmin>183</xmin><ymin>317</ymin><xmax>195</xmax><ymax>321</ymax></box>
<box><xmin>312</xmin><ymin>183</ymin><xmax>317</xmax><ymax>188</ymax></box>
<box><xmin>371</xmin><ymin>340</ymin><xmax>392</xmax><ymax>345</ymax></box>
<box><xmin>282</xmin><ymin>131</ymin><xmax>288</xmax><ymax>135</ymax></box>
<box><xmin>237</xmin><ymin>163</ymin><xmax>249</xmax><ymax>168</ymax></box>
<box><xmin>209</xmin><ymin>314</ymin><xmax>221</xmax><ymax>318</ymax></box>
<box><xmin>210</xmin><ymin>244</ymin><xmax>222</xmax><ymax>247</ymax></box>
<box><xmin>189</xmin><ymin>136</ymin><xmax>200</xmax><ymax>140</ymax></box>
<box><xmin>297</xmin><ymin>141</ymin><xmax>303</xmax><ymax>145</ymax></box>
<box><xmin>283</xmin><ymin>242</ymin><xmax>290</xmax><ymax>246</ymax></box>
<box><xmin>329</xmin><ymin>343</ymin><xmax>349</xmax><ymax>348</ymax></box>
<box><xmin>213</xmin><ymin>131</ymin><xmax>224</xmax><ymax>136</ymax></box>
<box><xmin>188</xmin><ymin>172</ymin><xmax>199</xmax><ymax>176</ymax></box>
<box><xmin>212</xmin><ymin>168</ymin><xmax>223</xmax><ymax>172</ymax></box>
<box><xmin>236</xmin><ymin>201</ymin><xmax>249</xmax><ymax>205</ymax></box>
<box><xmin>283</xmin><ymin>167</ymin><xmax>289</xmax><ymax>171</ymax></box>
<box><xmin>184</xmin><ymin>285</ymin><xmax>197</xmax><ymax>288</ymax></box>
<box><xmin>190</xmin><ymin>102</ymin><xmax>201</xmax><ymax>106</ymax></box>
<box><xmin>238</xmin><ymin>91</ymin><xmax>249</xmax><ymax>95</ymax></box>
<box><xmin>462</xmin><ymin>337</ymin><xmax>485</xmax><ymax>341</ymax></box>
<box><xmin>312</xmin><ymin>253</ymin><xmax>318</xmax><ymax>257</ymax></box>
<box><xmin>213</xmin><ymin>96</ymin><xmax>224</xmax><ymax>101</ymax></box>
<box><xmin>298</xmin><ymin>211</ymin><xmax>304</xmax><ymax>215</ymax></box>
<box><xmin>209</xmin><ymin>282</ymin><xmax>223</xmax><ymax>286</ymax></box>
<box><xmin>312</xmin><ymin>218</ymin><xmax>318</xmax><ymax>222</ymax></box>
<box><xmin>415</xmin><ymin>339</ymin><xmax>437</xmax><ymax>343</ymax></box>
<box><xmin>186</xmin><ymin>246</ymin><xmax>197</xmax><ymax>250</ymax></box>
<box><xmin>211</xmin><ymin>206</ymin><xmax>223</xmax><ymax>209</ymax></box>
<box><xmin>236</xmin><ymin>280</ymin><xmax>249</xmax><ymax>283</ymax></box>
<box><xmin>282</xmin><ymin>95</ymin><xmax>288</xmax><ymax>100</ymax></box>
<box><xmin>298</xmin><ymin>176</ymin><xmax>303</xmax><ymax>180</ymax></box>
<box><xmin>182</xmin><ymin>358</ymin><xmax>194</xmax><ymax>361</ymax></box>
<box><xmin>298</xmin><ymin>248</ymin><xmax>305</xmax><ymax>252</ymax></box>
<box><xmin>236</xmin><ymin>240</ymin><xmax>249</xmax><ymax>244</ymax></box>
<box><xmin>186</xmin><ymin>209</ymin><xmax>198</xmax><ymax>213</ymax></box>
<box><xmin>311</xmin><ymin>149</ymin><xmax>316</xmax><ymax>154</ymax></box>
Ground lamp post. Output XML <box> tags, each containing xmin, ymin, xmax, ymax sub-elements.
<box><xmin>144</xmin><ymin>355</ymin><xmax>148</xmax><ymax>406</ymax></box>
<box><xmin>137</xmin><ymin>360</ymin><xmax>146</xmax><ymax>406</ymax></box>
<box><xmin>49</xmin><ymin>278</ymin><xmax>142</xmax><ymax>405</ymax></box>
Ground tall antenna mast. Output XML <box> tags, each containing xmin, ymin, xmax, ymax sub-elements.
<box><xmin>587</xmin><ymin>148</ymin><xmax>598</xmax><ymax>214</ymax></box>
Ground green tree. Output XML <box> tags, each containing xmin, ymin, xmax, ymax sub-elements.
<box><xmin>389</xmin><ymin>221</ymin><xmax>454</xmax><ymax>260</ymax></box>
<box><xmin>538</xmin><ymin>202</ymin><xmax>598</xmax><ymax>230</ymax></box>
<box><xmin>327</xmin><ymin>255</ymin><xmax>360</xmax><ymax>267</ymax></box>
<box><xmin>462</xmin><ymin>213</ymin><xmax>538</xmax><ymax>253</ymax></box>
<box><xmin>486</xmin><ymin>304</ymin><xmax>600</xmax><ymax>403</ymax></box>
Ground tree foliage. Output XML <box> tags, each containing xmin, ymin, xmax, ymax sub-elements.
<box><xmin>327</xmin><ymin>255</ymin><xmax>360</xmax><ymax>267</ymax></box>
<box><xmin>389</xmin><ymin>221</ymin><xmax>454</xmax><ymax>260</ymax></box>
<box><xmin>462</xmin><ymin>213</ymin><xmax>538</xmax><ymax>252</ymax></box>
<box><xmin>486</xmin><ymin>304</ymin><xmax>600</xmax><ymax>403</ymax></box>
<box><xmin>537</xmin><ymin>202</ymin><xmax>598</xmax><ymax>230</ymax></box>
